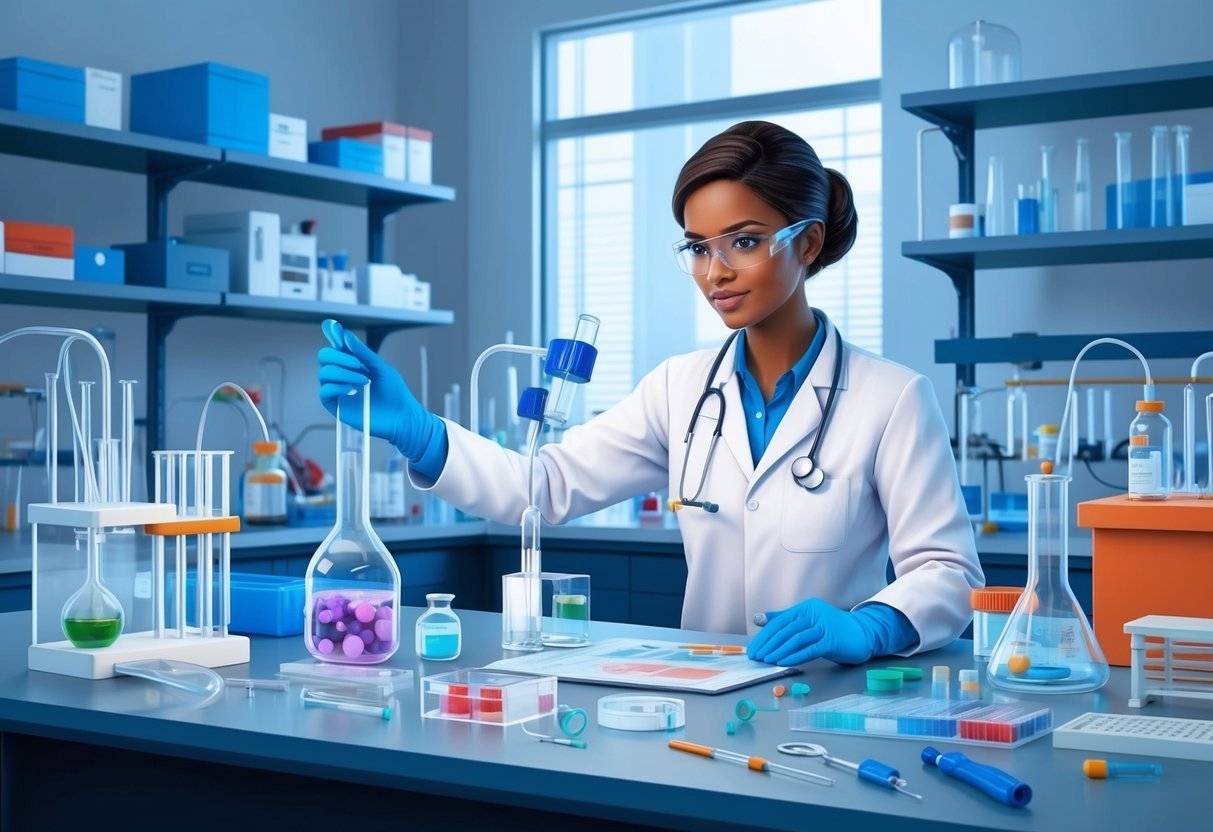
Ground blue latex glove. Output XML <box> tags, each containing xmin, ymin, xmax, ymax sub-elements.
<box><xmin>747</xmin><ymin>600</ymin><xmax>917</xmax><ymax>667</ymax></box>
<box><xmin>316</xmin><ymin>319</ymin><xmax>447</xmax><ymax>476</ymax></box>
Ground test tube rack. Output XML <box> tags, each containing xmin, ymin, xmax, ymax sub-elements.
<box><xmin>789</xmin><ymin>693</ymin><xmax>1053</xmax><ymax>749</ymax></box>
<box><xmin>27</xmin><ymin>450</ymin><xmax>250</xmax><ymax>680</ymax></box>
<box><xmin>1125</xmin><ymin>615</ymin><xmax>1213</xmax><ymax>708</ymax></box>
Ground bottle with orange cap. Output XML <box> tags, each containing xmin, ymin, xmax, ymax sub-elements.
<box><xmin>1128</xmin><ymin>399</ymin><xmax>1172</xmax><ymax>500</ymax></box>
<box><xmin>243</xmin><ymin>440</ymin><xmax>288</xmax><ymax>524</ymax></box>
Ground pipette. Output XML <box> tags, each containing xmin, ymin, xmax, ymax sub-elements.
<box><xmin>301</xmin><ymin>688</ymin><xmax>392</xmax><ymax>720</ymax></box>
<box><xmin>777</xmin><ymin>742</ymin><xmax>921</xmax><ymax>799</ymax></box>
<box><xmin>921</xmin><ymin>746</ymin><xmax>1032</xmax><ymax>807</ymax></box>
<box><xmin>227</xmin><ymin>677</ymin><xmax>291</xmax><ymax>697</ymax></box>
<box><xmin>669</xmin><ymin>740</ymin><xmax>834</xmax><ymax>786</ymax></box>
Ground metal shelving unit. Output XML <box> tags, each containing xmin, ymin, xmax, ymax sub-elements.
<box><xmin>0</xmin><ymin>109</ymin><xmax>457</xmax><ymax>451</ymax></box>
<box><xmin>900</xmin><ymin>60</ymin><xmax>1213</xmax><ymax>389</ymax></box>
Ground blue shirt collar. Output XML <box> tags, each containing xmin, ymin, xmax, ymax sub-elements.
<box><xmin>733</xmin><ymin>310</ymin><xmax>826</xmax><ymax>398</ymax></box>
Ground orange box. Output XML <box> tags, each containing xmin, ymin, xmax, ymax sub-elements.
<box><xmin>1077</xmin><ymin>494</ymin><xmax>1213</xmax><ymax>666</ymax></box>
<box><xmin>4</xmin><ymin>220</ymin><xmax>73</xmax><ymax>258</ymax></box>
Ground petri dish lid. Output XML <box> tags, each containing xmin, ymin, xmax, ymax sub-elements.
<box><xmin>114</xmin><ymin>659</ymin><xmax>225</xmax><ymax>707</ymax></box>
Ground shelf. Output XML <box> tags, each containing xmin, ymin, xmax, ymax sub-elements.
<box><xmin>218</xmin><ymin>293</ymin><xmax>454</xmax><ymax>328</ymax></box>
<box><xmin>0</xmin><ymin>273</ymin><xmax>220</xmax><ymax>313</ymax></box>
<box><xmin>201</xmin><ymin>150</ymin><xmax>456</xmax><ymax>210</ymax></box>
<box><xmin>903</xmin><ymin>225</ymin><xmax>1213</xmax><ymax>271</ymax></box>
<box><xmin>902</xmin><ymin>60</ymin><xmax>1213</xmax><ymax>131</ymax></box>
<box><xmin>0</xmin><ymin>109</ymin><xmax>220</xmax><ymax>175</ymax></box>
<box><xmin>936</xmin><ymin>331</ymin><xmax>1213</xmax><ymax>365</ymax></box>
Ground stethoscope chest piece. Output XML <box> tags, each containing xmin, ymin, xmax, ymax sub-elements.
<box><xmin>791</xmin><ymin>455</ymin><xmax>825</xmax><ymax>491</ymax></box>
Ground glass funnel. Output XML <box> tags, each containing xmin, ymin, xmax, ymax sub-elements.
<box><xmin>987</xmin><ymin>472</ymin><xmax>1109</xmax><ymax>693</ymax></box>
<box><xmin>61</xmin><ymin>527</ymin><xmax>124</xmax><ymax>648</ymax></box>
<box><xmin>304</xmin><ymin>385</ymin><xmax>401</xmax><ymax>664</ymax></box>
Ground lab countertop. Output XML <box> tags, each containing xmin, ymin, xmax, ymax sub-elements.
<box><xmin>0</xmin><ymin>609</ymin><xmax>1204</xmax><ymax>831</ymax></box>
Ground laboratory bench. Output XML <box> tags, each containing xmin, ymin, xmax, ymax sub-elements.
<box><xmin>0</xmin><ymin>521</ymin><xmax>1092</xmax><ymax>630</ymax></box>
<box><xmin>0</xmin><ymin>608</ymin><xmax>1204</xmax><ymax>831</ymax></box>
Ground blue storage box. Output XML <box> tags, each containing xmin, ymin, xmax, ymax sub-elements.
<box><xmin>115</xmin><ymin>239</ymin><xmax>230</xmax><ymax>292</ymax></box>
<box><xmin>0</xmin><ymin>57</ymin><xmax>84</xmax><ymax>122</ymax></box>
<box><xmin>130</xmin><ymin>62</ymin><xmax>269</xmax><ymax>153</ymax></box>
<box><xmin>74</xmin><ymin>246</ymin><xmax>124</xmax><ymax>284</ymax></box>
<box><xmin>1104</xmin><ymin>171</ymin><xmax>1213</xmax><ymax>229</ymax></box>
<box><xmin>175</xmin><ymin>572</ymin><xmax>305</xmax><ymax>636</ymax></box>
<box><xmin>309</xmin><ymin>138</ymin><xmax>384</xmax><ymax>175</ymax></box>
<box><xmin>988</xmin><ymin>491</ymin><xmax>1028</xmax><ymax>532</ymax></box>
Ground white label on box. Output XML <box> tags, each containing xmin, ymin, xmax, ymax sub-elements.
<box><xmin>269</xmin><ymin>114</ymin><xmax>308</xmax><ymax>162</ymax></box>
<box><xmin>5</xmin><ymin>252</ymin><xmax>73</xmax><ymax>280</ymax></box>
<box><xmin>380</xmin><ymin>134</ymin><xmax>406</xmax><ymax>180</ymax></box>
<box><xmin>408</xmin><ymin>136</ymin><xmax>432</xmax><ymax>184</ymax></box>
<box><xmin>85</xmin><ymin>68</ymin><xmax>122</xmax><ymax>130</ymax></box>
<box><xmin>1184</xmin><ymin>181</ymin><xmax>1213</xmax><ymax>226</ymax></box>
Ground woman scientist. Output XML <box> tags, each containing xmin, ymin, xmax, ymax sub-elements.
<box><xmin>318</xmin><ymin>121</ymin><xmax>984</xmax><ymax>667</ymax></box>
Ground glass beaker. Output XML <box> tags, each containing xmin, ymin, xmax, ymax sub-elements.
<box><xmin>61</xmin><ymin>527</ymin><xmax>124</xmax><ymax>648</ymax></box>
<box><xmin>987</xmin><ymin>472</ymin><xmax>1109</xmax><ymax>693</ymax></box>
<box><xmin>542</xmin><ymin>572</ymin><xmax>591</xmax><ymax>647</ymax></box>
<box><xmin>1150</xmin><ymin>125</ymin><xmax>1173</xmax><ymax>228</ymax></box>
<box><xmin>1073</xmin><ymin>138</ymin><xmax>1091</xmax><ymax>232</ymax></box>
<box><xmin>1114</xmin><ymin>132</ymin><xmax>1134</xmax><ymax>230</ymax></box>
<box><xmin>947</xmin><ymin>21</ymin><xmax>1021</xmax><ymax>88</ymax></box>
<box><xmin>304</xmin><ymin>385</ymin><xmax>401</xmax><ymax>663</ymax></box>
<box><xmin>985</xmin><ymin>155</ymin><xmax>1006</xmax><ymax>236</ymax></box>
<box><xmin>1174</xmin><ymin>125</ymin><xmax>1191</xmax><ymax>226</ymax></box>
<box><xmin>416</xmin><ymin>592</ymin><xmax>461</xmax><ymax>660</ymax></box>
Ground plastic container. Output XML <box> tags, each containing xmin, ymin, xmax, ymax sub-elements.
<box><xmin>947</xmin><ymin>21</ymin><xmax>1021</xmax><ymax>88</ymax></box>
<box><xmin>970</xmin><ymin>587</ymin><xmax>1022</xmax><ymax>660</ymax></box>
<box><xmin>243</xmin><ymin>440</ymin><xmax>287</xmax><ymax>525</ymax></box>
<box><xmin>179</xmin><ymin>572</ymin><xmax>305</xmax><ymax>636</ymax></box>
<box><xmin>1128</xmin><ymin>401</ymin><xmax>1172</xmax><ymax>500</ymax></box>
<box><xmin>416</xmin><ymin>593</ymin><xmax>461</xmax><ymax>660</ymax></box>
<box><xmin>420</xmin><ymin>668</ymin><xmax>557</xmax><ymax>726</ymax></box>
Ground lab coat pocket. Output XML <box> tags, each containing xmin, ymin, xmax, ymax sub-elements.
<box><xmin>780</xmin><ymin>475</ymin><xmax>850</xmax><ymax>553</ymax></box>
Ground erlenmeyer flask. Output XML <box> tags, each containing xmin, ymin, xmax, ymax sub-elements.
<box><xmin>987</xmin><ymin>471</ymin><xmax>1109</xmax><ymax>693</ymax></box>
<box><xmin>61</xmin><ymin>527</ymin><xmax>124</xmax><ymax>648</ymax></box>
<box><xmin>304</xmin><ymin>384</ymin><xmax>401</xmax><ymax>664</ymax></box>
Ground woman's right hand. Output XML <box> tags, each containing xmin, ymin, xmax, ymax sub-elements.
<box><xmin>317</xmin><ymin>319</ymin><xmax>437</xmax><ymax>461</ymax></box>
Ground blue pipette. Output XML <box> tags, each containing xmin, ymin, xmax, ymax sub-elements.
<box><xmin>921</xmin><ymin>746</ymin><xmax>1032</xmax><ymax>808</ymax></box>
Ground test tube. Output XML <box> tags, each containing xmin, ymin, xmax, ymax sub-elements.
<box><xmin>1103</xmin><ymin>389</ymin><xmax>1114</xmax><ymax>459</ymax></box>
<box><xmin>1083</xmin><ymin>759</ymin><xmax>1162</xmax><ymax>780</ymax></box>
<box><xmin>544</xmin><ymin>314</ymin><xmax>600</xmax><ymax>426</ymax></box>
<box><xmin>1150</xmin><ymin>125</ymin><xmax>1172</xmax><ymax>228</ymax></box>
<box><xmin>44</xmin><ymin>372</ymin><xmax>58</xmax><ymax>503</ymax></box>
<box><xmin>1206</xmin><ymin>393</ymin><xmax>1213</xmax><ymax>496</ymax></box>
<box><xmin>1086</xmin><ymin>388</ymin><xmax>1096</xmax><ymax>457</ymax></box>
<box><xmin>1174</xmin><ymin>125</ymin><xmax>1191</xmax><ymax>226</ymax></box>
<box><xmin>1115</xmin><ymin>132</ymin><xmax>1133</xmax><ymax>230</ymax></box>
<box><xmin>1073</xmin><ymin>138</ymin><xmax>1091</xmax><ymax>232</ymax></box>
<box><xmin>1184</xmin><ymin>384</ymin><xmax>1197</xmax><ymax>493</ymax></box>
<box><xmin>932</xmin><ymin>666</ymin><xmax>950</xmax><ymax>699</ymax></box>
<box><xmin>985</xmin><ymin>155</ymin><xmax>1006</xmax><ymax>236</ymax></box>
<box><xmin>1040</xmin><ymin>145</ymin><xmax>1056</xmax><ymax>232</ymax></box>
<box><xmin>120</xmin><ymin>380</ymin><xmax>136</xmax><ymax>502</ymax></box>
<box><xmin>959</xmin><ymin>669</ymin><xmax>979</xmax><ymax>700</ymax></box>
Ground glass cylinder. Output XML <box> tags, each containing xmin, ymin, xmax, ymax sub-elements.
<box><xmin>1128</xmin><ymin>400</ymin><xmax>1172</xmax><ymax>500</ymax></box>
<box><xmin>1040</xmin><ymin>145</ymin><xmax>1057</xmax><ymax>232</ymax></box>
<box><xmin>304</xmin><ymin>385</ymin><xmax>401</xmax><ymax>663</ymax></box>
<box><xmin>987</xmin><ymin>473</ymin><xmax>1109</xmax><ymax>693</ymax></box>
<box><xmin>947</xmin><ymin>21</ymin><xmax>1022</xmax><ymax>88</ymax></box>
<box><xmin>61</xmin><ymin>527</ymin><xmax>124</xmax><ymax>648</ymax></box>
<box><xmin>1150</xmin><ymin>125</ymin><xmax>1173</xmax><ymax>228</ymax></box>
<box><xmin>1174</xmin><ymin>125</ymin><xmax>1191</xmax><ymax>226</ymax></box>
<box><xmin>416</xmin><ymin>593</ymin><xmax>461</xmax><ymax>660</ymax></box>
<box><xmin>985</xmin><ymin>155</ymin><xmax>1006</xmax><ymax>236</ymax></box>
<box><xmin>1073</xmin><ymin>138</ymin><xmax>1091</xmax><ymax>231</ymax></box>
<box><xmin>1115</xmin><ymin>132</ymin><xmax>1133</xmax><ymax>230</ymax></box>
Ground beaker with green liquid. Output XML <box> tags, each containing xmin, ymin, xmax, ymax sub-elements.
<box><xmin>61</xmin><ymin>527</ymin><xmax>124</xmax><ymax>648</ymax></box>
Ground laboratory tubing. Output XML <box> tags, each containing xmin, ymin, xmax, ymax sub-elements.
<box><xmin>1150</xmin><ymin>125</ymin><xmax>1173</xmax><ymax>227</ymax></box>
<box><xmin>1040</xmin><ymin>145</ymin><xmax>1057</xmax><ymax>232</ymax></box>
<box><xmin>416</xmin><ymin>592</ymin><xmax>461</xmax><ymax>661</ymax></box>
<box><xmin>987</xmin><ymin>470</ymin><xmax>1110</xmax><ymax>693</ymax></box>
<box><xmin>931</xmin><ymin>666</ymin><xmax>950</xmax><ymax>700</ymax></box>
<box><xmin>1128</xmin><ymin>400</ymin><xmax>1172</xmax><ymax>500</ymax></box>
<box><xmin>304</xmin><ymin>384</ymin><xmax>401</xmax><ymax>664</ymax></box>
<box><xmin>421</xmin><ymin>668</ymin><xmax>557</xmax><ymax>726</ymax></box>
<box><xmin>970</xmin><ymin>587</ymin><xmax>1022</xmax><ymax>660</ymax></box>
<box><xmin>243</xmin><ymin>440</ymin><xmax>287</xmax><ymax>524</ymax></box>
<box><xmin>1073</xmin><ymin>138</ymin><xmax>1091</xmax><ymax>231</ymax></box>
<box><xmin>302</xmin><ymin>687</ymin><xmax>392</xmax><ymax>720</ymax></box>
<box><xmin>668</xmin><ymin>740</ymin><xmax>834</xmax><ymax>787</ymax></box>
<box><xmin>958</xmin><ymin>669</ymin><xmax>979</xmax><ymax>700</ymax></box>
<box><xmin>1115</xmin><ymin>132</ymin><xmax>1134</xmax><ymax>230</ymax></box>
<box><xmin>1015</xmin><ymin>183</ymin><xmax>1039</xmax><ymax>234</ymax></box>
<box><xmin>61</xmin><ymin>526</ymin><xmax>124</xmax><ymax>648</ymax></box>
<box><xmin>1174</xmin><ymin>125</ymin><xmax>1191</xmax><ymax>225</ymax></box>
<box><xmin>1083</xmin><ymin>759</ymin><xmax>1162</xmax><ymax>780</ymax></box>
<box><xmin>984</xmin><ymin>155</ymin><xmax>1006</xmax><ymax>236</ymax></box>
<box><xmin>947</xmin><ymin>20</ymin><xmax>1021</xmax><ymax>88</ymax></box>
<box><xmin>921</xmin><ymin>747</ymin><xmax>1032</xmax><ymax>808</ymax></box>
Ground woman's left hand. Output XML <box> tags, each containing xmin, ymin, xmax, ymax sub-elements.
<box><xmin>747</xmin><ymin>598</ymin><xmax>878</xmax><ymax>666</ymax></box>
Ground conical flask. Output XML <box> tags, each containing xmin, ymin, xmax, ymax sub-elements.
<box><xmin>987</xmin><ymin>470</ymin><xmax>1109</xmax><ymax>693</ymax></box>
<box><xmin>304</xmin><ymin>384</ymin><xmax>401</xmax><ymax>664</ymax></box>
<box><xmin>61</xmin><ymin>527</ymin><xmax>124</xmax><ymax>648</ymax></box>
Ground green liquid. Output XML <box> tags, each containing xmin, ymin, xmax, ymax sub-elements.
<box><xmin>63</xmin><ymin>618</ymin><xmax>122</xmax><ymax>649</ymax></box>
<box><xmin>554</xmin><ymin>595</ymin><xmax>589</xmax><ymax>621</ymax></box>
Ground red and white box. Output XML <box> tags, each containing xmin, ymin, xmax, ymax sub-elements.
<box><xmin>321</xmin><ymin>121</ymin><xmax>405</xmax><ymax>180</ymax></box>
<box><xmin>4</xmin><ymin>220</ymin><xmax>74</xmax><ymax>279</ymax></box>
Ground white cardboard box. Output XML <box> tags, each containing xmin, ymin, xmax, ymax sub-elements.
<box><xmin>407</xmin><ymin>127</ymin><xmax>432</xmax><ymax>184</ymax></box>
<box><xmin>356</xmin><ymin>263</ymin><xmax>407</xmax><ymax>308</ymax></box>
<box><xmin>269</xmin><ymin>114</ymin><xmax>308</xmax><ymax>162</ymax></box>
<box><xmin>401</xmin><ymin>273</ymin><xmax>431</xmax><ymax>311</ymax></box>
<box><xmin>5</xmin><ymin>252</ymin><xmax>73</xmax><ymax>280</ymax></box>
<box><xmin>1185</xmin><ymin>181</ymin><xmax>1213</xmax><ymax>226</ymax></box>
<box><xmin>85</xmin><ymin>68</ymin><xmax>122</xmax><ymax>130</ymax></box>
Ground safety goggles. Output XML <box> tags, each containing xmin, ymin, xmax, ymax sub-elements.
<box><xmin>672</xmin><ymin>218</ymin><xmax>819</xmax><ymax>276</ymax></box>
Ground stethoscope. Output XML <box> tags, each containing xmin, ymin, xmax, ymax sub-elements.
<box><xmin>673</xmin><ymin>326</ymin><xmax>844</xmax><ymax>513</ymax></box>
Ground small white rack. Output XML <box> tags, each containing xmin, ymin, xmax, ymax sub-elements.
<box><xmin>1125</xmin><ymin>614</ymin><xmax>1213</xmax><ymax>708</ymax></box>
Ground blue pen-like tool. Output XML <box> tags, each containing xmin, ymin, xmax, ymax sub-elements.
<box><xmin>921</xmin><ymin>746</ymin><xmax>1032</xmax><ymax>808</ymax></box>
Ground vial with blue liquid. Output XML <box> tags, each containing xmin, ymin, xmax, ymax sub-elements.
<box><xmin>416</xmin><ymin>593</ymin><xmax>462</xmax><ymax>661</ymax></box>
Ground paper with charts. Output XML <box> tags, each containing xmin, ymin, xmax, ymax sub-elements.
<box><xmin>486</xmin><ymin>638</ymin><xmax>795</xmax><ymax>694</ymax></box>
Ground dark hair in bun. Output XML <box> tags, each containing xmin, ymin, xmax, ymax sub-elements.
<box><xmin>671</xmin><ymin>121</ymin><xmax>858</xmax><ymax>278</ymax></box>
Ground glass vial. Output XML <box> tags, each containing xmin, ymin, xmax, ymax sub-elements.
<box><xmin>304</xmin><ymin>385</ymin><xmax>401</xmax><ymax>663</ymax></box>
<box><xmin>985</xmin><ymin>155</ymin><xmax>1006</xmax><ymax>236</ymax></box>
<box><xmin>1128</xmin><ymin>400</ymin><xmax>1172</xmax><ymax>500</ymax></box>
<box><xmin>1150</xmin><ymin>125</ymin><xmax>1173</xmax><ymax>228</ymax></box>
<box><xmin>987</xmin><ymin>472</ymin><xmax>1109</xmax><ymax>693</ymax></box>
<box><xmin>1040</xmin><ymin>145</ymin><xmax>1057</xmax><ymax>232</ymax></box>
<box><xmin>1114</xmin><ymin>132</ymin><xmax>1133</xmax><ymax>230</ymax></box>
<box><xmin>1174</xmin><ymin>125</ymin><xmax>1191</xmax><ymax>226</ymax></box>
<box><xmin>243</xmin><ymin>441</ymin><xmax>287</xmax><ymax>525</ymax></box>
<box><xmin>416</xmin><ymin>593</ymin><xmax>461</xmax><ymax>661</ymax></box>
<box><xmin>1073</xmin><ymin>138</ymin><xmax>1091</xmax><ymax>231</ymax></box>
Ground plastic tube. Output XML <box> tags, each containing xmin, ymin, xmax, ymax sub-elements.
<box><xmin>1150</xmin><ymin>125</ymin><xmax>1172</xmax><ymax>228</ymax></box>
<box><xmin>1055</xmin><ymin>339</ymin><xmax>1153</xmax><ymax>474</ymax></box>
<box><xmin>1115</xmin><ymin>132</ymin><xmax>1133</xmax><ymax>230</ymax></box>
<box><xmin>1185</xmin><ymin>352</ymin><xmax>1213</xmax><ymax>493</ymax></box>
<box><xmin>1175</xmin><ymin>126</ymin><xmax>1191</xmax><ymax>226</ymax></box>
<box><xmin>45</xmin><ymin>372</ymin><xmax>58</xmax><ymax>504</ymax></box>
<box><xmin>1073</xmin><ymin>139</ymin><xmax>1091</xmax><ymax>232</ymax></box>
<box><xmin>120</xmin><ymin>380</ymin><xmax>135</xmax><ymax>502</ymax></box>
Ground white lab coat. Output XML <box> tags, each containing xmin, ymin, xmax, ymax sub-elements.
<box><xmin>413</xmin><ymin>312</ymin><xmax>983</xmax><ymax>651</ymax></box>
